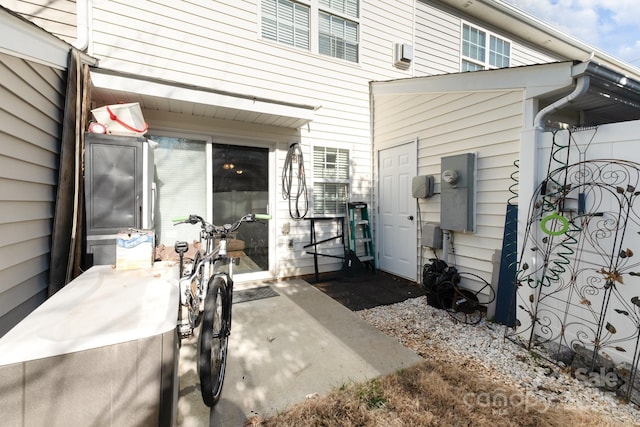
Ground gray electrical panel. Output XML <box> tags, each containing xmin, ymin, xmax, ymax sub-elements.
<box><xmin>421</xmin><ymin>222</ymin><xmax>443</xmax><ymax>249</ymax></box>
<box><xmin>440</xmin><ymin>153</ymin><xmax>476</xmax><ymax>232</ymax></box>
<box><xmin>412</xmin><ymin>175</ymin><xmax>434</xmax><ymax>198</ymax></box>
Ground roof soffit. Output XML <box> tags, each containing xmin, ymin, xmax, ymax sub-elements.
<box><xmin>89</xmin><ymin>69</ymin><xmax>318</xmax><ymax>130</ymax></box>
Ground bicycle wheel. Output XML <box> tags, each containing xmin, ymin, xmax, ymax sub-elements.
<box><xmin>198</xmin><ymin>275</ymin><xmax>229</xmax><ymax>407</ymax></box>
<box><xmin>189</xmin><ymin>250</ymin><xmax>204</xmax><ymax>328</ymax></box>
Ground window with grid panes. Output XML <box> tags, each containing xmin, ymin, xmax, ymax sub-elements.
<box><xmin>461</xmin><ymin>23</ymin><xmax>510</xmax><ymax>71</ymax></box>
<box><xmin>313</xmin><ymin>146</ymin><xmax>350</xmax><ymax>215</ymax></box>
<box><xmin>319</xmin><ymin>0</ymin><xmax>359</xmax><ymax>62</ymax></box>
<box><xmin>261</xmin><ymin>0</ymin><xmax>359</xmax><ymax>63</ymax></box>
<box><xmin>261</xmin><ymin>0</ymin><xmax>310</xmax><ymax>50</ymax></box>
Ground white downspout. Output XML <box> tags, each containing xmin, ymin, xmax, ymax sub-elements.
<box><xmin>73</xmin><ymin>0</ymin><xmax>90</xmax><ymax>51</ymax></box>
<box><xmin>533</xmin><ymin>75</ymin><xmax>591</xmax><ymax>129</ymax></box>
<box><xmin>515</xmin><ymin>74</ymin><xmax>591</xmax><ymax>338</ymax></box>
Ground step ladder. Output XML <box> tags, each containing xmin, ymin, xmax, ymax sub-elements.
<box><xmin>347</xmin><ymin>202</ymin><xmax>376</xmax><ymax>270</ymax></box>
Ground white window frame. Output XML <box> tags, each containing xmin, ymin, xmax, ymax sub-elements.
<box><xmin>312</xmin><ymin>145</ymin><xmax>350</xmax><ymax>216</ymax></box>
<box><xmin>460</xmin><ymin>22</ymin><xmax>511</xmax><ymax>71</ymax></box>
<box><xmin>260</xmin><ymin>0</ymin><xmax>311</xmax><ymax>50</ymax></box>
<box><xmin>260</xmin><ymin>0</ymin><xmax>360</xmax><ymax>63</ymax></box>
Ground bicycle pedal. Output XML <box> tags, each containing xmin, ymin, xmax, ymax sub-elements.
<box><xmin>178</xmin><ymin>321</ymin><xmax>193</xmax><ymax>338</ymax></box>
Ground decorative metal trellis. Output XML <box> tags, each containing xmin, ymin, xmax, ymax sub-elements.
<box><xmin>506</xmin><ymin>127</ymin><xmax>640</xmax><ymax>402</ymax></box>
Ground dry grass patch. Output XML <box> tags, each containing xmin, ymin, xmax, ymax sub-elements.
<box><xmin>256</xmin><ymin>358</ymin><xmax>624</xmax><ymax>427</ymax></box>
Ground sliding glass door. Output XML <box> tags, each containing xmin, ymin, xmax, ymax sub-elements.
<box><xmin>152</xmin><ymin>136</ymin><xmax>271</xmax><ymax>276</ymax></box>
<box><xmin>212</xmin><ymin>144</ymin><xmax>269</xmax><ymax>274</ymax></box>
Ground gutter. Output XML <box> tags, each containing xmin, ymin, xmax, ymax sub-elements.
<box><xmin>533</xmin><ymin>74</ymin><xmax>590</xmax><ymax>129</ymax></box>
<box><xmin>73</xmin><ymin>0</ymin><xmax>89</xmax><ymax>51</ymax></box>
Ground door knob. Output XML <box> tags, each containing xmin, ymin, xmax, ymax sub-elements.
<box><xmin>408</xmin><ymin>215</ymin><xmax>414</xmax><ymax>221</ymax></box>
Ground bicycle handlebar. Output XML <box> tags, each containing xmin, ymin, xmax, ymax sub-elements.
<box><xmin>172</xmin><ymin>213</ymin><xmax>271</xmax><ymax>234</ymax></box>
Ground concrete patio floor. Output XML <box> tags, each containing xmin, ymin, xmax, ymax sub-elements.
<box><xmin>176</xmin><ymin>278</ymin><xmax>423</xmax><ymax>426</ymax></box>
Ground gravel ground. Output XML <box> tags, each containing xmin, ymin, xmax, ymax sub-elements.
<box><xmin>357</xmin><ymin>296</ymin><xmax>640</xmax><ymax>426</ymax></box>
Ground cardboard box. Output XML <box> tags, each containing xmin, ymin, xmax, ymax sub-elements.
<box><xmin>116</xmin><ymin>229</ymin><xmax>154</xmax><ymax>270</ymax></box>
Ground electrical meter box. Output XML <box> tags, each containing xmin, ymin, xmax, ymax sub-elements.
<box><xmin>440</xmin><ymin>153</ymin><xmax>476</xmax><ymax>232</ymax></box>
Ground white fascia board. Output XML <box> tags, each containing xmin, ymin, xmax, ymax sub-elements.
<box><xmin>0</xmin><ymin>10</ymin><xmax>70</xmax><ymax>69</ymax></box>
<box><xmin>370</xmin><ymin>62</ymin><xmax>574</xmax><ymax>99</ymax></box>
<box><xmin>90</xmin><ymin>71</ymin><xmax>317</xmax><ymax>123</ymax></box>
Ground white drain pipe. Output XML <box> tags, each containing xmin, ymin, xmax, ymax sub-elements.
<box><xmin>442</xmin><ymin>229</ymin><xmax>451</xmax><ymax>265</ymax></box>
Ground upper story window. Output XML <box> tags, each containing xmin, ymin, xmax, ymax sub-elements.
<box><xmin>461</xmin><ymin>23</ymin><xmax>510</xmax><ymax>71</ymax></box>
<box><xmin>319</xmin><ymin>0</ymin><xmax>359</xmax><ymax>62</ymax></box>
<box><xmin>261</xmin><ymin>0</ymin><xmax>359</xmax><ymax>63</ymax></box>
<box><xmin>262</xmin><ymin>0</ymin><xmax>310</xmax><ymax>50</ymax></box>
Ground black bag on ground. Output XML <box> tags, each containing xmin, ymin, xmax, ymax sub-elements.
<box><xmin>422</xmin><ymin>259</ymin><xmax>460</xmax><ymax>309</ymax></box>
<box><xmin>341</xmin><ymin>249</ymin><xmax>367</xmax><ymax>281</ymax></box>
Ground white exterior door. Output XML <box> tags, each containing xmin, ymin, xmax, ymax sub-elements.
<box><xmin>377</xmin><ymin>141</ymin><xmax>417</xmax><ymax>281</ymax></box>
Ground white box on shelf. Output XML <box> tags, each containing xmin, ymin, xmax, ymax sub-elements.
<box><xmin>116</xmin><ymin>229</ymin><xmax>154</xmax><ymax>270</ymax></box>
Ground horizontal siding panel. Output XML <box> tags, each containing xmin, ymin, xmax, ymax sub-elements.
<box><xmin>0</xmin><ymin>201</ymin><xmax>53</xmax><ymax>223</ymax></box>
<box><xmin>0</xmin><ymin>155</ymin><xmax>58</xmax><ymax>185</ymax></box>
<box><xmin>0</xmin><ymin>56</ymin><xmax>65</xmax><ymax>123</ymax></box>
<box><xmin>0</xmin><ymin>131</ymin><xmax>59</xmax><ymax>169</ymax></box>
<box><xmin>0</xmin><ymin>255</ymin><xmax>48</xmax><ymax>295</ymax></box>
<box><xmin>374</xmin><ymin>84</ymin><xmax>524</xmax><ymax>282</ymax></box>
<box><xmin>0</xmin><ymin>0</ymin><xmax>77</xmax><ymax>42</ymax></box>
<box><xmin>0</xmin><ymin>271</ymin><xmax>48</xmax><ymax>317</ymax></box>
<box><xmin>0</xmin><ymin>220</ymin><xmax>52</xmax><ymax>248</ymax></box>
<box><xmin>0</xmin><ymin>290</ymin><xmax>48</xmax><ymax>337</ymax></box>
<box><xmin>0</xmin><ymin>93</ymin><xmax>62</xmax><ymax>145</ymax></box>
<box><xmin>511</xmin><ymin>44</ymin><xmax>559</xmax><ymax>66</ymax></box>
<box><xmin>0</xmin><ymin>178</ymin><xmax>56</xmax><ymax>202</ymax></box>
<box><xmin>414</xmin><ymin>1</ymin><xmax>461</xmax><ymax>75</ymax></box>
<box><xmin>0</xmin><ymin>236</ymin><xmax>51</xmax><ymax>272</ymax></box>
<box><xmin>360</xmin><ymin>0</ymin><xmax>413</xmax><ymax>70</ymax></box>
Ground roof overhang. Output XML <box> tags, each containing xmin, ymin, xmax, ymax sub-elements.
<box><xmin>0</xmin><ymin>6</ymin><xmax>70</xmax><ymax>69</ymax></box>
<box><xmin>371</xmin><ymin>61</ymin><xmax>640</xmax><ymax>126</ymax></box>
<box><xmin>568</xmin><ymin>61</ymin><xmax>640</xmax><ymax>124</ymax></box>
<box><xmin>89</xmin><ymin>68</ymin><xmax>318</xmax><ymax>129</ymax></box>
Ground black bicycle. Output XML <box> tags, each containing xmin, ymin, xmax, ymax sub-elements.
<box><xmin>173</xmin><ymin>213</ymin><xmax>270</xmax><ymax>407</ymax></box>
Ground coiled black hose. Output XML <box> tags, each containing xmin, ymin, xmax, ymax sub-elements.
<box><xmin>282</xmin><ymin>143</ymin><xmax>308</xmax><ymax>220</ymax></box>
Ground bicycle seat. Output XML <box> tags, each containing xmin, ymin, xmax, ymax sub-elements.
<box><xmin>174</xmin><ymin>241</ymin><xmax>189</xmax><ymax>254</ymax></box>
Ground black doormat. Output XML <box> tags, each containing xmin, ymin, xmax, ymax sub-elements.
<box><xmin>307</xmin><ymin>271</ymin><xmax>427</xmax><ymax>311</ymax></box>
<box><xmin>233</xmin><ymin>285</ymin><xmax>280</xmax><ymax>304</ymax></box>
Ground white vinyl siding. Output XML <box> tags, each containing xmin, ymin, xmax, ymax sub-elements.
<box><xmin>372</xmin><ymin>87</ymin><xmax>524</xmax><ymax>286</ymax></box>
<box><xmin>85</xmin><ymin>0</ymin><xmax>412</xmax><ymax>277</ymax></box>
<box><xmin>0</xmin><ymin>52</ymin><xmax>65</xmax><ymax>336</ymax></box>
<box><xmin>414</xmin><ymin>3</ymin><xmax>460</xmax><ymax>75</ymax></box>
<box><xmin>414</xmin><ymin>2</ymin><xmax>558</xmax><ymax>77</ymax></box>
<box><xmin>0</xmin><ymin>0</ymin><xmax>77</xmax><ymax>44</ymax></box>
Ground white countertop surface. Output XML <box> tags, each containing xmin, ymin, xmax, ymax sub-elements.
<box><xmin>0</xmin><ymin>262</ymin><xmax>179</xmax><ymax>366</ymax></box>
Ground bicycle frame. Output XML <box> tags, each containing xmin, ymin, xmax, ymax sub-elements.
<box><xmin>173</xmin><ymin>212</ymin><xmax>270</xmax><ymax>407</ymax></box>
<box><xmin>174</xmin><ymin>213</ymin><xmax>268</xmax><ymax>338</ymax></box>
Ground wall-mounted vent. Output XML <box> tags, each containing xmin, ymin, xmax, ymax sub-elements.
<box><xmin>394</xmin><ymin>43</ymin><xmax>413</xmax><ymax>67</ymax></box>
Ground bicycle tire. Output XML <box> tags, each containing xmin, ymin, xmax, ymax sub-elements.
<box><xmin>198</xmin><ymin>275</ymin><xmax>229</xmax><ymax>407</ymax></box>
